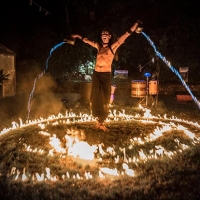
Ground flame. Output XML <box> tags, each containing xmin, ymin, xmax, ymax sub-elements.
<box><xmin>15</xmin><ymin>170</ymin><xmax>20</xmax><ymax>181</ymax></box>
<box><xmin>122</xmin><ymin>163</ymin><xmax>135</xmax><ymax>177</ymax></box>
<box><xmin>22</xmin><ymin>168</ymin><xmax>27</xmax><ymax>181</ymax></box>
<box><xmin>49</xmin><ymin>134</ymin><xmax>66</xmax><ymax>154</ymax></box>
<box><xmin>85</xmin><ymin>172</ymin><xmax>93</xmax><ymax>179</ymax></box>
<box><xmin>69</xmin><ymin>141</ymin><xmax>97</xmax><ymax>160</ymax></box>
<box><xmin>100</xmin><ymin>167</ymin><xmax>119</xmax><ymax>176</ymax></box>
<box><xmin>35</xmin><ymin>173</ymin><xmax>44</xmax><ymax>181</ymax></box>
<box><xmin>1</xmin><ymin>107</ymin><xmax>200</xmax><ymax>182</ymax></box>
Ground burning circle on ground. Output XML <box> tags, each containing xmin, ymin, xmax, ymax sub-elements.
<box><xmin>0</xmin><ymin>107</ymin><xmax>200</xmax><ymax>182</ymax></box>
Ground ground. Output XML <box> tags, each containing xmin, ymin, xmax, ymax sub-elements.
<box><xmin>0</xmin><ymin>92</ymin><xmax>200</xmax><ymax>200</ymax></box>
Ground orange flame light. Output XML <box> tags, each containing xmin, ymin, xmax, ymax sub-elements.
<box><xmin>1</xmin><ymin>106</ymin><xmax>200</xmax><ymax>182</ymax></box>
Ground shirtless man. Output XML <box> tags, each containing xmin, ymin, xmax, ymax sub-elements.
<box><xmin>71</xmin><ymin>21</ymin><xmax>139</xmax><ymax>131</ymax></box>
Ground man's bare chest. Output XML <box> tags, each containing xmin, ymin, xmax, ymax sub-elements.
<box><xmin>98</xmin><ymin>46</ymin><xmax>110</xmax><ymax>55</ymax></box>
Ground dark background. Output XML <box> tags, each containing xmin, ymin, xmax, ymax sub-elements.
<box><xmin>0</xmin><ymin>0</ymin><xmax>199</xmax><ymax>84</ymax></box>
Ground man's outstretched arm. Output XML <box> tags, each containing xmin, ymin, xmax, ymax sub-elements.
<box><xmin>111</xmin><ymin>21</ymin><xmax>140</xmax><ymax>52</ymax></box>
<box><xmin>71</xmin><ymin>34</ymin><xmax>98</xmax><ymax>48</ymax></box>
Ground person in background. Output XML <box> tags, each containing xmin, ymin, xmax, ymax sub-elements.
<box><xmin>71</xmin><ymin>21</ymin><xmax>140</xmax><ymax>132</ymax></box>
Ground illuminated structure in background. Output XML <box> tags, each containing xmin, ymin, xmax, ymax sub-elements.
<box><xmin>144</xmin><ymin>71</ymin><xmax>151</xmax><ymax>106</ymax></box>
<box><xmin>0</xmin><ymin>44</ymin><xmax>16</xmax><ymax>98</ymax></box>
<box><xmin>131</xmin><ymin>80</ymin><xmax>147</xmax><ymax>104</ymax></box>
<box><xmin>179</xmin><ymin>67</ymin><xmax>189</xmax><ymax>83</ymax></box>
<box><xmin>132</xmin><ymin>58</ymin><xmax>158</xmax><ymax>107</ymax></box>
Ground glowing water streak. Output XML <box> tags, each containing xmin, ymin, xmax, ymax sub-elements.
<box><xmin>141</xmin><ymin>32</ymin><xmax>200</xmax><ymax>110</ymax></box>
<box><xmin>27</xmin><ymin>42</ymin><xmax>65</xmax><ymax>120</ymax></box>
<box><xmin>45</xmin><ymin>42</ymin><xmax>65</xmax><ymax>70</ymax></box>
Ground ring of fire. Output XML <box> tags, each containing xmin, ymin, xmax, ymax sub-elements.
<box><xmin>0</xmin><ymin>107</ymin><xmax>200</xmax><ymax>182</ymax></box>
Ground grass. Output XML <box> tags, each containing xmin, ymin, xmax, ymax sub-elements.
<box><xmin>0</xmin><ymin>94</ymin><xmax>200</xmax><ymax>200</ymax></box>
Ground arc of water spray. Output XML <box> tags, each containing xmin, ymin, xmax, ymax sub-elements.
<box><xmin>141</xmin><ymin>32</ymin><xmax>200</xmax><ymax>110</ymax></box>
<box><xmin>27</xmin><ymin>42</ymin><xmax>66</xmax><ymax>120</ymax></box>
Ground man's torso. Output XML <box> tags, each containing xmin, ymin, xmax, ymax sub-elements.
<box><xmin>95</xmin><ymin>45</ymin><xmax>114</xmax><ymax>72</ymax></box>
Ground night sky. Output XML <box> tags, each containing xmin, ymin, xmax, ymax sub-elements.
<box><xmin>1</xmin><ymin>0</ymin><xmax>199</xmax><ymax>41</ymax></box>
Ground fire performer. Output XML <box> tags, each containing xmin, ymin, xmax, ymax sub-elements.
<box><xmin>71</xmin><ymin>21</ymin><xmax>140</xmax><ymax>132</ymax></box>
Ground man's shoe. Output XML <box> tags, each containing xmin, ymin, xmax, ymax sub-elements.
<box><xmin>98</xmin><ymin>124</ymin><xmax>110</xmax><ymax>132</ymax></box>
<box><xmin>95</xmin><ymin>122</ymin><xmax>101</xmax><ymax>129</ymax></box>
<box><xmin>94</xmin><ymin>121</ymin><xmax>110</xmax><ymax>132</ymax></box>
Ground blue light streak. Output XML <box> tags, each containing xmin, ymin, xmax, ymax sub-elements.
<box><xmin>46</xmin><ymin>42</ymin><xmax>65</xmax><ymax>70</ymax></box>
<box><xmin>27</xmin><ymin>42</ymin><xmax>65</xmax><ymax>120</ymax></box>
<box><xmin>141</xmin><ymin>31</ymin><xmax>200</xmax><ymax>110</ymax></box>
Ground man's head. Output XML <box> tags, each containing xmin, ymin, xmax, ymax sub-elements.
<box><xmin>101</xmin><ymin>28</ymin><xmax>112</xmax><ymax>44</ymax></box>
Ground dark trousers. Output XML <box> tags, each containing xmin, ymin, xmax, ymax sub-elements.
<box><xmin>90</xmin><ymin>71</ymin><xmax>111</xmax><ymax>123</ymax></box>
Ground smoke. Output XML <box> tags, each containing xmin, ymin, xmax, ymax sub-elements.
<box><xmin>17</xmin><ymin>61</ymin><xmax>42</xmax><ymax>94</ymax></box>
<box><xmin>16</xmin><ymin>60</ymin><xmax>65</xmax><ymax>119</ymax></box>
<box><xmin>28</xmin><ymin>73</ymin><xmax>65</xmax><ymax>119</ymax></box>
